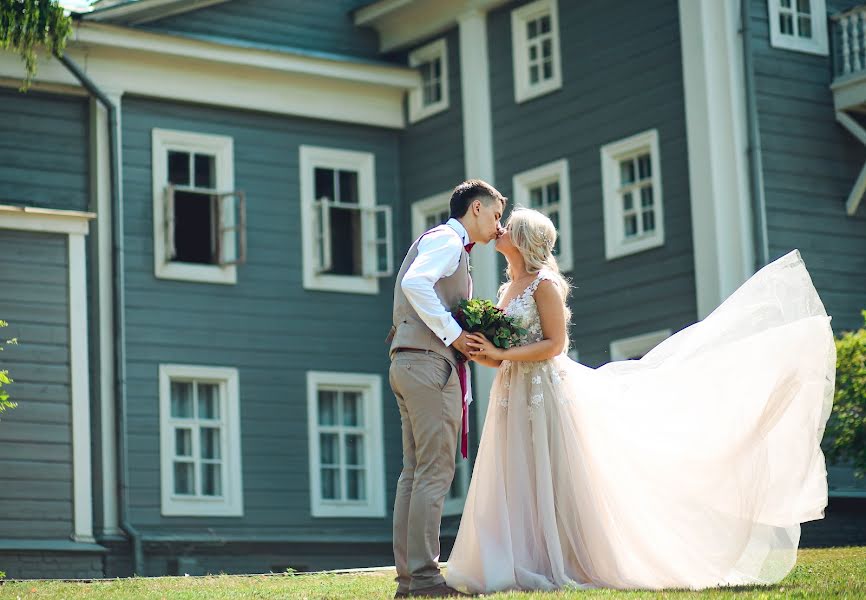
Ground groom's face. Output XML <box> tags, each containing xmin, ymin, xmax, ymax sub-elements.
<box><xmin>475</xmin><ymin>197</ymin><xmax>504</xmax><ymax>243</ymax></box>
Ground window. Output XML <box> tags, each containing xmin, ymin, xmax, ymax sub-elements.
<box><xmin>511</xmin><ymin>0</ymin><xmax>562</xmax><ymax>103</ymax></box>
<box><xmin>408</xmin><ymin>38</ymin><xmax>449</xmax><ymax>122</ymax></box>
<box><xmin>411</xmin><ymin>191</ymin><xmax>451</xmax><ymax>239</ymax></box>
<box><xmin>512</xmin><ymin>159</ymin><xmax>573</xmax><ymax>272</ymax></box>
<box><xmin>609</xmin><ymin>329</ymin><xmax>671</xmax><ymax>361</ymax></box>
<box><xmin>600</xmin><ymin>129</ymin><xmax>665</xmax><ymax>260</ymax></box>
<box><xmin>152</xmin><ymin>129</ymin><xmax>246</xmax><ymax>285</ymax></box>
<box><xmin>768</xmin><ymin>0</ymin><xmax>828</xmax><ymax>55</ymax></box>
<box><xmin>159</xmin><ymin>365</ymin><xmax>243</xmax><ymax>517</ymax></box>
<box><xmin>307</xmin><ymin>372</ymin><xmax>386</xmax><ymax>517</ymax></box>
<box><xmin>300</xmin><ymin>146</ymin><xmax>393</xmax><ymax>294</ymax></box>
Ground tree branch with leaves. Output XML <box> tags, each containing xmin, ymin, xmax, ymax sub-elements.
<box><xmin>0</xmin><ymin>320</ymin><xmax>18</xmax><ymax>417</ymax></box>
<box><xmin>0</xmin><ymin>0</ymin><xmax>72</xmax><ymax>89</ymax></box>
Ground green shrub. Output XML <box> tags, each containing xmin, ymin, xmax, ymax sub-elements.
<box><xmin>823</xmin><ymin>310</ymin><xmax>866</xmax><ymax>478</ymax></box>
<box><xmin>0</xmin><ymin>320</ymin><xmax>17</xmax><ymax>416</ymax></box>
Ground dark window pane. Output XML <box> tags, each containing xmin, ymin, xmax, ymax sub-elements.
<box><xmin>623</xmin><ymin>192</ymin><xmax>633</xmax><ymax>211</ymax></box>
<box><xmin>174</xmin><ymin>462</ymin><xmax>194</xmax><ymax>495</ymax></box>
<box><xmin>529</xmin><ymin>65</ymin><xmax>539</xmax><ymax>84</ymax></box>
<box><xmin>432</xmin><ymin>58</ymin><xmax>441</xmax><ymax>78</ymax></box>
<box><xmin>318</xmin><ymin>391</ymin><xmax>337</xmax><ymax>426</ymax></box>
<box><xmin>542</xmin><ymin>39</ymin><xmax>552</xmax><ymax>59</ymax></box>
<box><xmin>540</xmin><ymin>15</ymin><xmax>551</xmax><ymax>34</ymax></box>
<box><xmin>781</xmin><ymin>0</ymin><xmax>791</xmax><ymax>6</ymax></box>
<box><xmin>194</xmin><ymin>154</ymin><xmax>216</xmax><ymax>189</ymax></box>
<box><xmin>321</xmin><ymin>468</ymin><xmax>340</xmax><ymax>500</ymax></box>
<box><xmin>796</xmin><ymin>0</ymin><xmax>809</xmax><ymax>14</ymax></box>
<box><xmin>624</xmin><ymin>214</ymin><xmax>638</xmax><ymax>237</ymax></box>
<box><xmin>201</xmin><ymin>427</ymin><xmax>221</xmax><ymax>460</ymax></box>
<box><xmin>320</xmin><ymin>433</ymin><xmax>339</xmax><ymax>465</ymax></box>
<box><xmin>620</xmin><ymin>160</ymin><xmax>635</xmax><ymax>185</ymax></box>
<box><xmin>345</xmin><ymin>434</ymin><xmax>364</xmax><ymax>466</ymax></box>
<box><xmin>315</xmin><ymin>168</ymin><xmax>335</xmax><ymax>201</ymax></box>
<box><xmin>798</xmin><ymin>16</ymin><xmax>812</xmax><ymax>38</ymax></box>
<box><xmin>530</xmin><ymin>187</ymin><xmax>543</xmax><ymax>208</ymax></box>
<box><xmin>640</xmin><ymin>186</ymin><xmax>654</xmax><ymax>208</ymax></box>
<box><xmin>643</xmin><ymin>210</ymin><xmax>656</xmax><ymax>232</ymax></box>
<box><xmin>171</xmin><ymin>382</ymin><xmax>193</xmax><ymax>418</ymax></box>
<box><xmin>347</xmin><ymin>469</ymin><xmax>365</xmax><ymax>500</ymax></box>
<box><xmin>198</xmin><ymin>383</ymin><xmax>219</xmax><ymax>419</ymax></box>
<box><xmin>529</xmin><ymin>45</ymin><xmax>538</xmax><ymax>61</ymax></box>
<box><xmin>780</xmin><ymin>13</ymin><xmax>794</xmax><ymax>34</ymax></box>
<box><xmin>527</xmin><ymin>19</ymin><xmax>538</xmax><ymax>38</ymax></box>
<box><xmin>175</xmin><ymin>428</ymin><xmax>192</xmax><ymax>457</ymax></box>
<box><xmin>173</xmin><ymin>191</ymin><xmax>214</xmax><ymax>264</ymax></box>
<box><xmin>202</xmin><ymin>463</ymin><xmax>221</xmax><ymax>496</ymax></box>
<box><xmin>543</xmin><ymin>60</ymin><xmax>553</xmax><ymax>80</ymax></box>
<box><xmin>638</xmin><ymin>154</ymin><xmax>652</xmax><ymax>179</ymax></box>
<box><xmin>343</xmin><ymin>392</ymin><xmax>363</xmax><ymax>426</ymax></box>
<box><xmin>168</xmin><ymin>151</ymin><xmax>190</xmax><ymax>186</ymax></box>
<box><xmin>326</xmin><ymin>207</ymin><xmax>362</xmax><ymax>275</ymax></box>
<box><xmin>338</xmin><ymin>170</ymin><xmax>359</xmax><ymax>204</ymax></box>
<box><xmin>547</xmin><ymin>182</ymin><xmax>560</xmax><ymax>204</ymax></box>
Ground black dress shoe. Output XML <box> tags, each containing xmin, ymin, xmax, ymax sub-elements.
<box><xmin>394</xmin><ymin>592</ymin><xmax>410</xmax><ymax>599</ymax></box>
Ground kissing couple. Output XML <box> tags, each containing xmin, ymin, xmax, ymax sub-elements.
<box><xmin>387</xmin><ymin>179</ymin><xmax>834</xmax><ymax>597</ymax></box>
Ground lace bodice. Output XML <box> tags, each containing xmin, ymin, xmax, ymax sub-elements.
<box><xmin>501</xmin><ymin>271</ymin><xmax>556</xmax><ymax>347</ymax></box>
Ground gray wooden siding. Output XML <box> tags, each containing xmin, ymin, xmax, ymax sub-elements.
<box><xmin>751</xmin><ymin>0</ymin><xmax>866</xmax><ymax>333</ymax></box>
<box><xmin>487</xmin><ymin>0</ymin><xmax>696</xmax><ymax>367</ymax></box>
<box><xmin>0</xmin><ymin>88</ymin><xmax>89</xmax><ymax>213</ymax></box>
<box><xmin>0</xmin><ymin>230</ymin><xmax>74</xmax><ymax>539</ymax></box>
<box><xmin>121</xmin><ymin>96</ymin><xmax>401</xmax><ymax>537</ymax></box>
<box><xmin>141</xmin><ymin>0</ymin><xmax>382</xmax><ymax>61</ymax></box>
<box><xmin>396</xmin><ymin>26</ymin><xmax>465</xmax><ymax>251</ymax></box>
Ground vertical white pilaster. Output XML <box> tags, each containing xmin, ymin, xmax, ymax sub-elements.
<box><xmin>678</xmin><ymin>0</ymin><xmax>754</xmax><ymax>318</ymax></box>
<box><xmin>458</xmin><ymin>9</ymin><xmax>497</xmax><ymax>434</ymax></box>
<box><xmin>69</xmin><ymin>232</ymin><xmax>95</xmax><ymax>543</ymax></box>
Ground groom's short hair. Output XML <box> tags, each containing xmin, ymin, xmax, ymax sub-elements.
<box><xmin>449</xmin><ymin>179</ymin><xmax>506</xmax><ymax>219</ymax></box>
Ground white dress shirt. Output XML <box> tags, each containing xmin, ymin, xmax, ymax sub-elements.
<box><xmin>400</xmin><ymin>218</ymin><xmax>471</xmax><ymax>347</ymax></box>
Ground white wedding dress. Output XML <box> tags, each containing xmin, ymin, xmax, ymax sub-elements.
<box><xmin>445</xmin><ymin>250</ymin><xmax>835</xmax><ymax>592</ymax></box>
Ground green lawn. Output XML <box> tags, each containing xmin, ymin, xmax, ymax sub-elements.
<box><xmin>1</xmin><ymin>547</ymin><xmax>863</xmax><ymax>599</ymax></box>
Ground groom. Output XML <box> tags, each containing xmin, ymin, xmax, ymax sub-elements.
<box><xmin>388</xmin><ymin>179</ymin><xmax>505</xmax><ymax>598</ymax></box>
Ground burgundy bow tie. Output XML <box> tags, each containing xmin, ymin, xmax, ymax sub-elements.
<box><xmin>464</xmin><ymin>242</ymin><xmax>475</xmax><ymax>253</ymax></box>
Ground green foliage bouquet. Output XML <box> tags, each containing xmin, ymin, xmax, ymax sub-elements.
<box><xmin>451</xmin><ymin>298</ymin><xmax>526</xmax><ymax>360</ymax></box>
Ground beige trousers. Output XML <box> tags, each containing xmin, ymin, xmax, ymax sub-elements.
<box><xmin>389</xmin><ymin>351</ymin><xmax>462</xmax><ymax>593</ymax></box>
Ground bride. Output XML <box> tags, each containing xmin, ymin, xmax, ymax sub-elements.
<box><xmin>445</xmin><ymin>207</ymin><xmax>835</xmax><ymax>592</ymax></box>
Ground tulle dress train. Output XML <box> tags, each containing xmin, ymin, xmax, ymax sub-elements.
<box><xmin>445</xmin><ymin>250</ymin><xmax>835</xmax><ymax>592</ymax></box>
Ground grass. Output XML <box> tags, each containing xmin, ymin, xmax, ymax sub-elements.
<box><xmin>0</xmin><ymin>547</ymin><xmax>863</xmax><ymax>599</ymax></box>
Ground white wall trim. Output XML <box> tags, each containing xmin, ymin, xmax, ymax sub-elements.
<box><xmin>835</xmin><ymin>111</ymin><xmax>866</xmax><ymax>216</ymax></box>
<box><xmin>408</xmin><ymin>38</ymin><xmax>450</xmax><ymax>123</ymax></box>
<box><xmin>410</xmin><ymin>190</ymin><xmax>451</xmax><ymax>239</ymax></box>
<box><xmin>298</xmin><ymin>145</ymin><xmax>381</xmax><ymax>295</ymax></box>
<box><xmin>0</xmin><ymin>41</ymin><xmax>409</xmax><ymax>130</ymax></box>
<box><xmin>678</xmin><ymin>0</ymin><xmax>755</xmax><ymax>319</ymax></box>
<box><xmin>511</xmin><ymin>0</ymin><xmax>563</xmax><ymax>103</ymax></box>
<box><xmin>458</xmin><ymin>9</ymin><xmax>497</xmax><ymax>436</ymax></box>
<box><xmin>69</xmin><ymin>233</ymin><xmax>95</xmax><ymax>543</ymax></box>
<box><xmin>151</xmin><ymin>128</ymin><xmax>237</xmax><ymax>285</ymax></box>
<box><xmin>0</xmin><ymin>205</ymin><xmax>94</xmax><ymax>234</ymax></box>
<box><xmin>159</xmin><ymin>364</ymin><xmax>243</xmax><ymax>517</ymax></box>
<box><xmin>600</xmin><ymin>129</ymin><xmax>665</xmax><ymax>260</ymax></box>
<box><xmin>512</xmin><ymin>158</ymin><xmax>573</xmax><ymax>272</ymax></box>
<box><xmin>306</xmin><ymin>371</ymin><xmax>386</xmax><ymax>518</ymax></box>
<box><xmin>609</xmin><ymin>329</ymin><xmax>672</xmax><ymax>361</ymax></box>
<box><xmin>767</xmin><ymin>0</ymin><xmax>829</xmax><ymax>56</ymax></box>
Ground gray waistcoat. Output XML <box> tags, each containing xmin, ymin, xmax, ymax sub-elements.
<box><xmin>389</xmin><ymin>225</ymin><xmax>471</xmax><ymax>364</ymax></box>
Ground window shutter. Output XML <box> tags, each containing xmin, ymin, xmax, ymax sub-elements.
<box><xmin>363</xmin><ymin>204</ymin><xmax>393</xmax><ymax>277</ymax></box>
<box><xmin>165</xmin><ymin>184</ymin><xmax>177</xmax><ymax>260</ymax></box>
<box><xmin>312</xmin><ymin>196</ymin><xmax>333</xmax><ymax>273</ymax></box>
<box><xmin>216</xmin><ymin>191</ymin><xmax>247</xmax><ymax>266</ymax></box>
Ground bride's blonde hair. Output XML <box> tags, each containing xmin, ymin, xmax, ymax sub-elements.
<box><xmin>499</xmin><ymin>207</ymin><xmax>571</xmax><ymax>326</ymax></box>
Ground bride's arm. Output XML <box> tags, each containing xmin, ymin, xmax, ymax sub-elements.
<box><xmin>470</xmin><ymin>355</ymin><xmax>502</xmax><ymax>368</ymax></box>
<box><xmin>467</xmin><ymin>281</ymin><xmax>567</xmax><ymax>363</ymax></box>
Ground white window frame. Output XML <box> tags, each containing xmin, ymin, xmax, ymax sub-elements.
<box><xmin>307</xmin><ymin>371</ymin><xmax>386</xmax><ymax>518</ymax></box>
<box><xmin>410</xmin><ymin>190</ymin><xmax>451</xmax><ymax>239</ymax></box>
<box><xmin>511</xmin><ymin>0</ymin><xmax>562</xmax><ymax>103</ymax></box>
<box><xmin>601</xmin><ymin>129</ymin><xmax>665</xmax><ymax>260</ymax></box>
<box><xmin>512</xmin><ymin>158</ymin><xmax>573</xmax><ymax>272</ymax></box>
<box><xmin>609</xmin><ymin>329</ymin><xmax>671</xmax><ymax>361</ymax></box>
<box><xmin>152</xmin><ymin>129</ymin><xmax>238</xmax><ymax>285</ymax></box>
<box><xmin>768</xmin><ymin>0</ymin><xmax>829</xmax><ymax>56</ymax></box>
<box><xmin>299</xmin><ymin>145</ymin><xmax>392</xmax><ymax>295</ymax></box>
<box><xmin>159</xmin><ymin>364</ymin><xmax>243</xmax><ymax>517</ymax></box>
<box><xmin>408</xmin><ymin>38</ymin><xmax>450</xmax><ymax>123</ymax></box>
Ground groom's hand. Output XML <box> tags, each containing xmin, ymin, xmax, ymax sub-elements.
<box><xmin>451</xmin><ymin>331</ymin><xmax>473</xmax><ymax>358</ymax></box>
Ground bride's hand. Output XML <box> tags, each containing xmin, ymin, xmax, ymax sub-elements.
<box><xmin>466</xmin><ymin>333</ymin><xmax>503</xmax><ymax>361</ymax></box>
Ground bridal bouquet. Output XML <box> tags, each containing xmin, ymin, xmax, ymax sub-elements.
<box><xmin>451</xmin><ymin>298</ymin><xmax>526</xmax><ymax>359</ymax></box>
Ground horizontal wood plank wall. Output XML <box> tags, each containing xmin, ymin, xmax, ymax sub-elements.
<box><xmin>0</xmin><ymin>88</ymin><xmax>89</xmax><ymax>213</ymax></box>
<box><xmin>751</xmin><ymin>0</ymin><xmax>866</xmax><ymax>333</ymax></box>
<box><xmin>0</xmin><ymin>230</ymin><xmax>74</xmax><ymax>539</ymax></box>
<box><xmin>121</xmin><ymin>95</ymin><xmax>401</xmax><ymax>538</ymax></box>
<box><xmin>487</xmin><ymin>0</ymin><xmax>696</xmax><ymax>366</ymax></box>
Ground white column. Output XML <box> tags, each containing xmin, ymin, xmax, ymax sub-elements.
<box><xmin>458</xmin><ymin>10</ymin><xmax>497</xmax><ymax>434</ymax></box>
<box><xmin>90</xmin><ymin>92</ymin><xmax>121</xmax><ymax>536</ymax></box>
<box><xmin>678</xmin><ymin>0</ymin><xmax>755</xmax><ymax>319</ymax></box>
<box><xmin>69</xmin><ymin>232</ymin><xmax>95</xmax><ymax>543</ymax></box>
